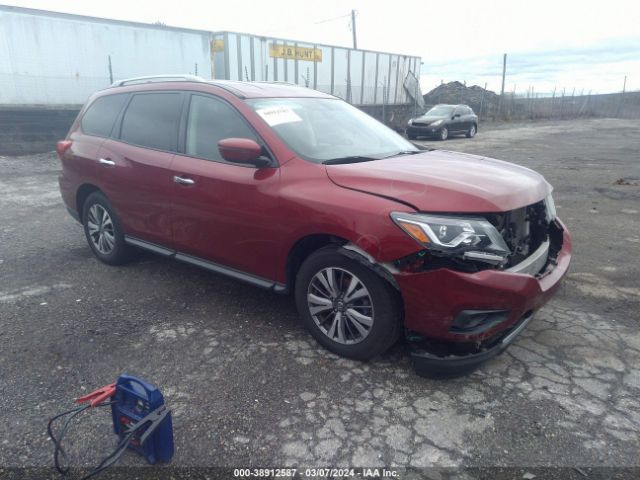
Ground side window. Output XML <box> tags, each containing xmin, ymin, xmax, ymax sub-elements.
<box><xmin>120</xmin><ymin>93</ymin><xmax>183</xmax><ymax>151</ymax></box>
<box><xmin>465</xmin><ymin>107</ymin><xmax>473</xmax><ymax>115</ymax></box>
<box><xmin>81</xmin><ymin>94</ymin><xmax>128</xmax><ymax>137</ymax></box>
<box><xmin>185</xmin><ymin>94</ymin><xmax>258</xmax><ymax>161</ymax></box>
<box><xmin>454</xmin><ymin>107</ymin><xmax>464</xmax><ymax>116</ymax></box>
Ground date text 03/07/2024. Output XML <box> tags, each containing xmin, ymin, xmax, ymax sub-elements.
<box><xmin>233</xmin><ymin>468</ymin><xmax>400</xmax><ymax>478</ymax></box>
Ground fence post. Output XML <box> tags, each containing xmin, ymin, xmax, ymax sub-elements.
<box><xmin>551</xmin><ymin>86</ymin><xmax>556</xmax><ymax>117</ymax></box>
<box><xmin>560</xmin><ymin>88</ymin><xmax>565</xmax><ymax>119</ymax></box>
<box><xmin>531</xmin><ymin>87</ymin><xmax>535</xmax><ymax>118</ymax></box>
<box><xmin>381</xmin><ymin>76</ymin><xmax>387</xmax><ymax>125</ymax></box>
<box><xmin>479</xmin><ymin>82</ymin><xmax>487</xmax><ymax>121</ymax></box>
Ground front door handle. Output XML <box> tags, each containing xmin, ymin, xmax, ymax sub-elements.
<box><xmin>173</xmin><ymin>175</ymin><xmax>195</xmax><ymax>186</ymax></box>
<box><xmin>99</xmin><ymin>158</ymin><xmax>115</xmax><ymax>167</ymax></box>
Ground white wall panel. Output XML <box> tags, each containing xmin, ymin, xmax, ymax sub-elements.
<box><xmin>0</xmin><ymin>6</ymin><xmax>421</xmax><ymax>106</ymax></box>
<box><xmin>0</xmin><ymin>7</ymin><xmax>211</xmax><ymax>105</ymax></box>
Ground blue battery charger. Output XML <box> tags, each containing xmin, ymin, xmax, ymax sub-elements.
<box><xmin>110</xmin><ymin>375</ymin><xmax>174</xmax><ymax>464</ymax></box>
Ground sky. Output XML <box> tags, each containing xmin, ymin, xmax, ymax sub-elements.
<box><xmin>4</xmin><ymin>0</ymin><xmax>640</xmax><ymax>94</ymax></box>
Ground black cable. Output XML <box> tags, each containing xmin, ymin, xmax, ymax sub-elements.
<box><xmin>78</xmin><ymin>429</ymin><xmax>137</xmax><ymax>480</ymax></box>
<box><xmin>47</xmin><ymin>402</ymin><xmax>114</xmax><ymax>476</ymax></box>
<box><xmin>47</xmin><ymin>404</ymin><xmax>90</xmax><ymax>474</ymax></box>
<box><xmin>48</xmin><ymin>400</ymin><xmax>158</xmax><ymax>479</ymax></box>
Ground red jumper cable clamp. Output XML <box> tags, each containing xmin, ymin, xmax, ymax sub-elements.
<box><xmin>74</xmin><ymin>383</ymin><xmax>116</xmax><ymax>407</ymax></box>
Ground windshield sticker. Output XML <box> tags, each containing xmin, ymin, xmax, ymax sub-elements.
<box><xmin>256</xmin><ymin>106</ymin><xmax>302</xmax><ymax>126</ymax></box>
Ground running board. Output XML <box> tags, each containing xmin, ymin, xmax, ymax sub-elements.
<box><xmin>124</xmin><ymin>236</ymin><xmax>287</xmax><ymax>293</ymax></box>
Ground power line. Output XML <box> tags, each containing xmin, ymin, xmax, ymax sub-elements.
<box><xmin>314</xmin><ymin>13</ymin><xmax>351</xmax><ymax>25</ymax></box>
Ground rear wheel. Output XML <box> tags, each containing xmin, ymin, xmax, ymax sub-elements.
<box><xmin>82</xmin><ymin>191</ymin><xmax>135</xmax><ymax>265</ymax></box>
<box><xmin>438</xmin><ymin>126</ymin><xmax>449</xmax><ymax>141</ymax></box>
<box><xmin>295</xmin><ymin>247</ymin><xmax>401</xmax><ymax>360</ymax></box>
<box><xmin>466</xmin><ymin>124</ymin><xmax>477</xmax><ymax>138</ymax></box>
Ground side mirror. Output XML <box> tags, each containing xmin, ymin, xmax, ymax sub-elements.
<box><xmin>453</xmin><ymin>113</ymin><xmax>461</xmax><ymax>118</ymax></box>
<box><xmin>218</xmin><ymin>138</ymin><xmax>269</xmax><ymax>166</ymax></box>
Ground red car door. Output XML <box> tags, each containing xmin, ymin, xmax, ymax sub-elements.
<box><xmin>169</xmin><ymin>93</ymin><xmax>281</xmax><ymax>280</ymax></box>
<box><xmin>97</xmin><ymin>92</ymin><xmax>184</xmax><ymax>247</ymax></box>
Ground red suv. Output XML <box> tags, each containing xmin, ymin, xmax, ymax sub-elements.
<box><xmin>57</xmin><ymin>76</ymin><xmax>572</xmax><ymax>375</ymax></box>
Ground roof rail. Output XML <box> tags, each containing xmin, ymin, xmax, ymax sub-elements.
<box><xmin>252</xmin><ymin>81</ymin><xmax>299</xmax><ymax>87</ymax></box>
<box><xmin>111</xmin><ymin>74</ymin><xmax>206</xmax><ymax>87</ymax></box>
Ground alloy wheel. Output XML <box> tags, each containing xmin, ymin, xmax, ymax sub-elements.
<box><xmin>307</xmin><ymin>267</ymin><xmax>374</xmax><ymax>345</ymax></box>
<box><xmin>87</xmin><ymin>204</ymin><xmax>115</xmax><ymax>254</ymax></box>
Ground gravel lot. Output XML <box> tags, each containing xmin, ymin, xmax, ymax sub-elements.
<box><xmin>0</xmin><ymin>118</ymin><xmax>639</xmax><ymax>477</ymax></box>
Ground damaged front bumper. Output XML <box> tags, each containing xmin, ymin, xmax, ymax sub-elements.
<box><xmin>393</xmin><ymin>220</ymin><xmax>572</xmax><ymax>376</ymax></box>
<box><xmin>409</xmin><ymin>310</ymin><xmax>535</xmax><ymax>377</ymax></box>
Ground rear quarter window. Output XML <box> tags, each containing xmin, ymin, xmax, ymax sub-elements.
<box><xmin>80</xmin><ymin>94</ymin><xmax>128</xmax><ymax>137</ymax></box>
<box><xmin>119</xmin><ymin>93</ymin><xmax>183</xmax><ymax>151</ymax></box>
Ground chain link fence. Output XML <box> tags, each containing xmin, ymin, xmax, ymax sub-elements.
<box><xmin>422</xmin><ymin>81</ymin><xmax>640</xmax><ymax>122</ymax></box>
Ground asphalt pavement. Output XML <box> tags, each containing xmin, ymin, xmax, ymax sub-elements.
<box><xmin>0</xmin><ymin>118</ymin><xmax>639</xmax><ymax>478</ymax></box>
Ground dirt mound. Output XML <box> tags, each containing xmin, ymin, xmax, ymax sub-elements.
<box><xmin>423</xmin><ymin>81</ymin><xmax>499</xmax><ymax>112</ymax></box>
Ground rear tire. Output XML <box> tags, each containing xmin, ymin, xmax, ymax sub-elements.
<box><xmin>438</xmin><ymin>127</ymin><xmax>449</xmax><ymax>141</ymax></box>
<box><xmin>82</xmin><ymin>191</ymin><xmax>135</xmax><ymax>265</ymax></box>
<box><xmin>295</xmin><ymin>247</ymin><xmax>402</xmax><ymax>361</ymax></box>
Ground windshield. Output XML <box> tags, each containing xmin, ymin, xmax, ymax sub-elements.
<box><xmin>425</xmin><ymin>106</ymin><xmax>454</xmax><ymax>117</ymax></box>
<box><xmin>247</xmin><ymin>98</ymin><xmax>418</xmax><ymax>163</ymax></box>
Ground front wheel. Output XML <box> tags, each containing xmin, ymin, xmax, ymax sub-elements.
<box><xmin>295</xmin><ymin>247</ymin><xmax>402</xmax><ymax>360</ymax></box>
<box><xmin>466</xmin><ymin>124</ymin><xmax>477</xmax><ymax>138</ymax></box>
<box><xmin>438</xmin><ymin>126</ymin><xmax>449</xmax><ymax>141</ymax></box>
<box><xmin>82</xmin><ymin>191</ymin><xmax>136</xmax><ymax>265</ymax></box>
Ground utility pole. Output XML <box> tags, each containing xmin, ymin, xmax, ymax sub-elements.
<box><xmin>351</xmin><ymin>10</ymin><xmax>357</xmax><ymax>49</ymax></box>
<box><xmin>618</xmin><ymin>75</ymin><xmax>627</xmax><ymax>117</ymax></box>
<box><xmin>498</xmin><ymin>53</ymin><xmax>507</xmax><ymax>118</ymax></box>
<box><xmin>500</xmin><ymin>53</ymin><xmax>507</xmax><ymax>96</ymax></box>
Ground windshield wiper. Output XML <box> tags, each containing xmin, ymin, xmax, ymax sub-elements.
<box><xmin>381</xmin><ymin>150</ymin><xmax>423</xmax><ymax>159</ymax></box>
<box><xmin>322</xmin><ymin>156</ymin><xmax>378</xmax><ymax>165</ymax></box>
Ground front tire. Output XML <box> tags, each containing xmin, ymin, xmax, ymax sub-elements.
<box><xmin>82</xmin><ymin>191</ymin><xmax>135</xmax><ymax>265</ymax></box>
<box><xmin>295</xmin><ymin>247</ymin><xmax>401</xmax><ymax>360</ymax></box>
<box><xmin>466</xmin><ymin>124</ymin><xmax>477</xmax><ymax>138</ymax></box>
<box><xmin>438</xmin><ymin>126</ymin><xmax>449</xmax><ymax>141</ymax></box>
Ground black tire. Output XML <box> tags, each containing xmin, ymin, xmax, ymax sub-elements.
<box><xmin>438</xmin><ymin>126</ymin><xmax>449</xmax><ymax>141</ymax></box>
<box><xmin>81</xmin><ymin>191</ymin><xmax>135</xmax><ymax>265</ymax></box>
<box><xmin>295</xmin><ymin>246</ymin><xmax>402</xmax><ymax>361</ymax></box>
<box><xmin>466</xmin><ymin>123</ymin><xmax>477</xmax><ymax>138</ymax></box>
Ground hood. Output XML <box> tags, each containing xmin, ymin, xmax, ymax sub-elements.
<box><xmin>325</xmin><ymin>150</ymin><xmax>551</xmax><ymax>212</ymax></box>
<box><xmin>411</xmin><ymin>115</ymin><xmax>447</xmax><ymax>124</ymax></box>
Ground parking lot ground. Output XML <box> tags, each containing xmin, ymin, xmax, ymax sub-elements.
<box><xmin>0</xmin><ymin>118</ymin><xmax>639</xmax><ymax>475</ymax></box>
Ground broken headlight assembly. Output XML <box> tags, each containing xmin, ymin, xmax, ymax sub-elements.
<box><xmin>544</xmin><ymin>193</ymin><xmax>557</xmax><ymax>222</ymax></box>
<box><xmin>390</xmin><ymin>212</ymin><xmax>511</xmax><ymax>266</ymax></box>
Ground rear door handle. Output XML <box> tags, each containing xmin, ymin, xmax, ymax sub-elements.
<box><xmin>173</xmin><ymin>175</ymin><xmax>195</xmax><ymax>186</ymax></box>
<box><xmin>99</xmin><ymin>158</ymin><xmax>115</xmax><ymax>167</ymax></box>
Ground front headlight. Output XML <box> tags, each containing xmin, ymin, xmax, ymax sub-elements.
<box><xmin>430</xmin><ymin>119</ymin><xmax>444</xmax><ymax>127</ymax></box>
<box><xmin>544</xmin><ymin>193</ymin><xmax>557</xmax><ymax>222</ymax></box>
<box><xmin>408</xmin><ymin>119</ymin><xmax>413</xmax><ymax>125</ymax></box>
<box><xmin>391</xmin><ymin>212</ymin><xmax>511</xmax><ymax>265</ymax></box>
